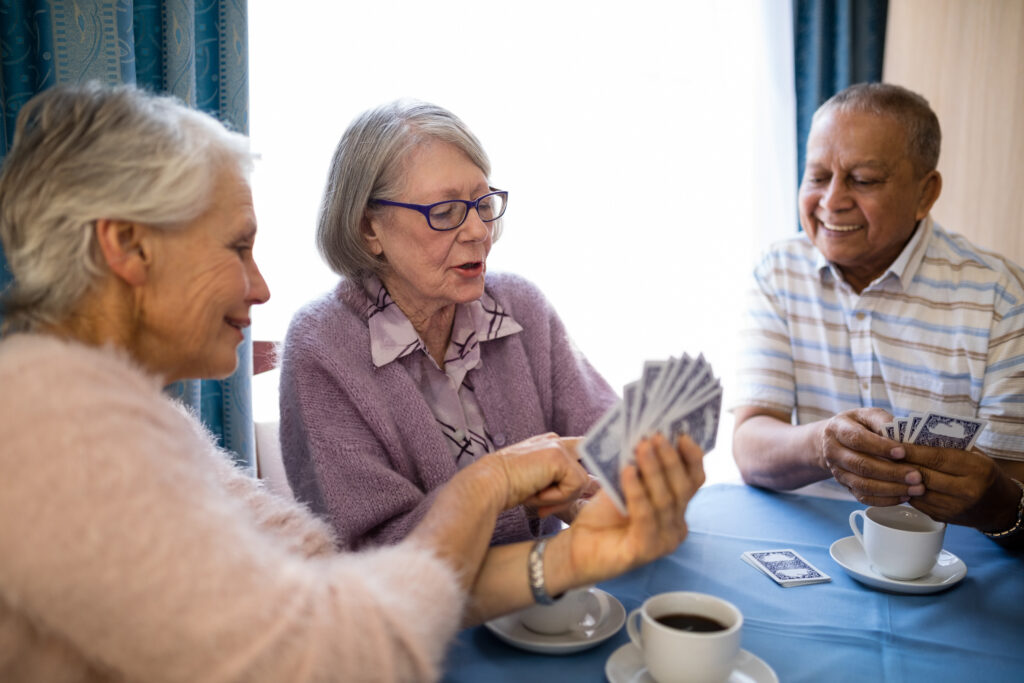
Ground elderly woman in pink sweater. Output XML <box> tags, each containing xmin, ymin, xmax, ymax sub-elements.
<box><xmin>280</xmin><ymin>100</ymin><xmax>620</xmax><ymax>550</ymax></box>
<box><xmin>0</xmin><ymin>83</ymin><xmax>705</xmax><ymax>682</ymax></box>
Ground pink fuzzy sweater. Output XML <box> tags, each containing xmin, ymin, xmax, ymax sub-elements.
<box><xmin>0</xmin><ymin>334</ymin><xmax>464</xmax><ymax>682</ymax></box>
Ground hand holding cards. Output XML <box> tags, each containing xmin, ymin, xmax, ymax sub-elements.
<box><xmin>580</xmin><ymin>353</ymin><xmax>722</xmax><ymax>514</ymax></box>
<box><xmin>883</xmin><ymin>411</ymin><xmax>988</xmax><ymax>450</ymax></box>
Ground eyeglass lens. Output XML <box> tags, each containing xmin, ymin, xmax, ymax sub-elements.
<box><xmin>428</xmin><ymin>192</ymin><xmax>506</xmax><ymax>230</ymax></box>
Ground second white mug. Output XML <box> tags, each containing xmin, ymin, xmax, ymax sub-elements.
<box><xmin>849</xmin><ymin>506</ymin><xmax>945</xmax><ymax>580</ymax></box>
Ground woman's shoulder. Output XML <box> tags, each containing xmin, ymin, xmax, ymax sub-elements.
<box><xmin>484</xmin><ymin>271</ymin><xmax>553</xmax><ymax>314</ymax></box>
<box><xmin>0</xmin><ymin>333</ymin><xmax>161</xmax><ymax>398</ymax></box>
<box><xmin>285</xmin><ymin>280</ymin><xmax>368</xmax><ymax>344</ymax></box>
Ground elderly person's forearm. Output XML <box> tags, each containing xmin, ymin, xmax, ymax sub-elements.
<box><xmin>732</xmin><ymin>408</ymin><xmax>833</xmax><ymax>490</ymax></box>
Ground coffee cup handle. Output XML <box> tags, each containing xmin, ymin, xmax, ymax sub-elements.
<box><xmin>626</xmin><ymin>608</ymin><xmax>644</xmax><ymax>650</ymax></box>
<box><xmin>849</xmin><ymin>510</ymin><xmax>866</xmax><ymax>546</ymax></box>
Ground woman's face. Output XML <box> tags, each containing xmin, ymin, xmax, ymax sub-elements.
<box><xmin>136</xmin><ymin>167</ymin><xmax>270</xmax><ymax>383</ymax></box>
<box><xmin>362</xmin><ymin>140</ymin><xmax>493</xmax><ymax>321</ymax></box>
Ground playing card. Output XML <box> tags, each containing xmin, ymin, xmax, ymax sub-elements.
<box><xmin>660</xmin><ymin>387</ymin><xmax>723</xmax><ymax>453</ymax></box>
<box><xmin>911</xmin><ymin>412</ymin><xmax>987</xmax><ymax>451</ymax></box>
<box><xmin>742</xmin><ymin>549</ymin><xmax>831</xmax><ymax>587</ymax></box>
<box><xmin>579</xmin><ymin>403</ymin><xmax>628</xmax><ymax>513</ymax></box>
<box><xmin>580</xmin><ymin>353</ymin><xmax>723</xmax><ymax>516</ymax></box>
<box><xmin>883</xmin><ymin>422</ymin><xmax>896</xmax><ymax>441</ymax></box>
<box><xmin>896</xmin><ymin>417</ymin><xmax>909</xmax><ymax>443</ymax></box>
<box><xmin>907</xmin><ymin>412</ymin><xmax>925</xmax><ymax>442</ymax></box>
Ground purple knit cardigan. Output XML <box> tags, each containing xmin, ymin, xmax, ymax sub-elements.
<box><xmin>279</xmin><ymin>272</ymin><xmax>617</xmax><ymax>550</ymax></box>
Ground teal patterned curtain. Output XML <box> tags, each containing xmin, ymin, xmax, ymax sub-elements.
<box><xmin>793</xmin><ymin>0</ymin><xmax>889</xmax><ymax>187</ymax></box>
<box><xmin>0</xmin><ymin>0</ymin><xmax>257</xmax><ymax>472</ymax></box>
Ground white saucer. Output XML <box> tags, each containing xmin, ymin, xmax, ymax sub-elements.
<box><xmin>485</xmin><ymin>588</ymin><xmax>626</xmax><ymax>655</ymax></box>
<box><xmin>605</xmin><ymin>642</ymin><xmax>778</xmax><ymax>683</ymax></box>
<box><xmin>829</xmin><ymin>536</ymin><xmax>967</xmax><ymax>594</ymax></box>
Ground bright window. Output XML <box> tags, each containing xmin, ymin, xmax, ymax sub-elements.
<box><xmin>247</xmin><ymin>0</ymin><xmax>796</xmax><ymax>484</ymax></box>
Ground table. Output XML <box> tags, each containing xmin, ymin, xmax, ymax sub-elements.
<box><xmin>442</xmin><ymin>484</ymin><xmax>1023</xmax><ymax>682</ymax></box>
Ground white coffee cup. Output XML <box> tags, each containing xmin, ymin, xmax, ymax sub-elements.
<box><xmin>518</xmin><ymin>587</ymin><xmax>592</xmax><ymax>635</ymax></box>
<box><xmin>626</xmin><ymin>591</ymin><xmax>742</xmax><ymax>683</ymax></box>
<box><xmin>849</xmin><ymin>506</ymin><xmax>946</xmax><ymax>580</ymax></box>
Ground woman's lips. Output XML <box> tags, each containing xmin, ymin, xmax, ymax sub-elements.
<box><xmin>454</xmin><ymin>261</ymin><xmax>484</xmax><ymax>275</ymax></box>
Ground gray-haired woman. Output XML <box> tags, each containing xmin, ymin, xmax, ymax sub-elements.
<box><xmin>0</xmin><ymin>83</ymin><xmax>704</xmax><ymax>682</ymax></box>
<box><xmin>280</xmin><ymin>100</ymin><xmax>622</xmax><ymax>550</ymax></box>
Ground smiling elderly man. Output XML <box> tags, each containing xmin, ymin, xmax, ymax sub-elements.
<box><xmin>732</xmin><ymin>82</ymin><xmax>1024</xmax><ymax>547</ymax></box>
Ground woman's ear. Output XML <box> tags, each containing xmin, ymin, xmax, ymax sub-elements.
<box><xmin>94</xmin><ymin>219</ymin><xmax>151</xmax><ymax>287</ymax></box>
<box><xmin>361</xmin><ymin>212</ymin><xmax>385</xmax><ymax>256</ymax></box>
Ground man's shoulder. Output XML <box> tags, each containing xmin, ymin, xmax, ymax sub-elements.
<box><xmin>925</xmin><ymin>225</ymin><xmax>1024</xmax><ymax>294</ymax></box>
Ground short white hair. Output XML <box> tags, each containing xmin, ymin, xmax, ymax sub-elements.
<box><xmin>0</xmin><ymin>82</ymin><xmax>254</xmax><ymax>333</ymax></box>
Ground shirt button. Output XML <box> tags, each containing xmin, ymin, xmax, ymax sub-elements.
<box><xmin>855</xmin><ymin>312</ymin><xmax>866</xmax><ymax>321</ymax></box>
<box><xmin>493</xmin><ymin>433</ymin><xmax>507</xmax><ymax>447</ymax></box>
<box><xmin>861</xmin><ymin>381</ymin><xmax>869</xmax><ymax>391</ymax></box>
<box><xmin>454</xmin><ymin>429</ymin><xmax>466</xmax><ymax>443</ymax></box>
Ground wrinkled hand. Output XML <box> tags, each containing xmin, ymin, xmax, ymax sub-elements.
<box><xmin>563</xmin><ymin>433</ymin><xmax>705</xmax><ymax>584</ymax></box>
<box><xmin>899</xmin><ymin>444</ymin><xmax>1020</xmax><ymax>530</ymax></box>
<box><xmin>485</xmin><ymin>433</ymin><xmax>590</xmax><ymax>512</ymax></box>
<box><xmin>818</xmin><ymin>408</ymin><xmax>924</xmax><ymax>505</ymax></box>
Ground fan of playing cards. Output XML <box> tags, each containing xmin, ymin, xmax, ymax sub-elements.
<box><xmin>580</xmin><ymin>353</ymin><xmax>722</xmax><ymax>514</ymax></box>
<box><xmin>884</xmin><ymin>411</ymin><xmax>988</xmax><ymax>449</ymax></box>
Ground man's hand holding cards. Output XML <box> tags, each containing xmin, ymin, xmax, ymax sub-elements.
<box><xmin>579</xmin><ymin>353</ymin><xmax>722</xmax><ymax>513</ymax></box>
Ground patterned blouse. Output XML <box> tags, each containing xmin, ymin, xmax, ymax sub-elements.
<box><xmin>363</xmin><ymin>276</ymin><xmax>524</xmax><ymax>468</ymax></box>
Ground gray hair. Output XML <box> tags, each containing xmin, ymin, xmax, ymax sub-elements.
<box><xmin>814</xmin><ymin>82</ymin><xmax>941</xmax><ymax>177</ymax></box>
<box><xmin>0</xmin><ymin>82</ymin><xmax>253</xmax><ymax>333</ymax></box>
<box><xmin>316</xmin><ymin>99</ymin><xmax>499</xmax><ymax>280</ymax></box>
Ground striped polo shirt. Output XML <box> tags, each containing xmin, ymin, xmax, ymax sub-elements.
<box><xmin>735</xmin><ymin>216</ymin><xmax>1024</xmax><ymax>462</ymax></box>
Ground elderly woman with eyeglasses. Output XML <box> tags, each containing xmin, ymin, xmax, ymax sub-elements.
<box><xmin>0</xmin><ymin>84</ymin><xmax>705</xmax><ymax>682</ymax></box>
<box><xmin>279</xmin><ymin>101</ymin><xmax>630</xmax><ymax>549</ymax></box>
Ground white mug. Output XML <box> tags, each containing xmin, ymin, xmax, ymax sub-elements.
<box><xmin>518</xmin><ymin>587</ymin><xmax>592</xmax><ymax>635</ymax></box>
<box><xmin>849</xmin><ymin>506</ymin><xmax>946</xmax><ymax>580</ymax></box>
<box><xmin>626</xmin><ymin>591</ymin><xmax>742</xmax><ymax>683</ymax></box>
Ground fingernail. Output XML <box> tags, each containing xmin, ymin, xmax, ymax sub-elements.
<box><xmin>905</xmin><ymin>471</ymin><xmax>922</xmax><ymax>485</ymax></box>
<box><xmin>899</xmin><ymin>496</ymin><xmax>910</xmax><ymax>503</ymax></box>
<box><xmin>890</xmin><ymin>447</ymin><xmax>906</xmax><ymax>459</ymax></box>
<box><xmin>908</xmin><ymin>485</ymin><xmax>925</xmax><ymax>496</ymax></box>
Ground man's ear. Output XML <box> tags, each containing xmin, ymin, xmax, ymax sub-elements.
<box><xmin>94</xmin><ymin>219</ymin><xmax>151</xmax><ymax>287</ymax></box>
<box><xmin>915</xmin><ymin>170</ymin><xmax>942</xmax><ymax>221</ymax></box>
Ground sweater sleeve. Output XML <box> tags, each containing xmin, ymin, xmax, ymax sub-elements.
<box><xmin>0</xmin><ymin>337</ymin><xmax>465</xmax><ymax>683</ymax></box>
<box><xmin>279</xmin><ymin>300</ymin><xmax>446</xmax><ymax>549</ymax></box>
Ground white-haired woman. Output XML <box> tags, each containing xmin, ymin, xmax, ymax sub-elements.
<box><xmin>280</xmin><ymin>101</ymin><xmax>622</xmax><ymax>550</ymax></box>
<box><xmin>0</xmin><ymin>83</ymin><xmax>704</xmax><ymax>682</ymax></box>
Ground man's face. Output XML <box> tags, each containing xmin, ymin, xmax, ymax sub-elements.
<box><xmin>798</xmin><ymin>109</ymin><xmax>940</xmax><ymax>292</ymax></box>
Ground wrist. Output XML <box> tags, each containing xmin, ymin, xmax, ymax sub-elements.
<box><xmin>459</xmin><ymin>456</ymin><xmax>511</xmax><ymax>516</ymax></box>
<box><xmin>982</xmin><ymin>478</ymin><xmax>1024</xmax><ymax>538</ymax></box>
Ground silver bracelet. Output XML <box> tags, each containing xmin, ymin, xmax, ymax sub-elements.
<box><xmin>528</xmin><ymin>536</ymin><xmax>559</xmax><ymax>604</ymax></box>
<box><xmin>983</xmin><ymin>478</ymin><xmax>1024</xmax><ymax>539</ymax></box>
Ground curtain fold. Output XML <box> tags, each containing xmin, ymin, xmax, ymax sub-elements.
<box><xmin>793</xmin><ymin>0</ymin><xmax>889</xmax><ymax>187</ymax></box>
<box><xmin>0</xmin><ymin>0</ymin><xmax>256</xmax><ymax>472</ymax></box>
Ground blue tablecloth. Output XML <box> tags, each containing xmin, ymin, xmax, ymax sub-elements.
<box><xmin>442</xmin><ymin>483</ymin><xmax>1023</xmax><ymax>682</ymax></box>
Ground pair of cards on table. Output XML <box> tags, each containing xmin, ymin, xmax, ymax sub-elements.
<box><xmin>883</xmin><ymin>411</ymin><xmax>988</xmax><ymax>450</ymax></box>
<box><xmin>579</xmin><ymin>353</ymin><xmax>722</xmax><ymax>514</ymax></box>
<box><xmin>742</xmin><ymin>549</ymin><xmax>831</xmax><ymax>587</ymax></box>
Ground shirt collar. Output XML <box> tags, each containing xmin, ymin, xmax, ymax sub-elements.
<box><xmin>815</xmin><ymin>215</ymin><xmax>933</xmax><ymax>291</ymax></box>
<box><xmin>362</xmin><ymin>274</ymin><xmax>524</xmax><ymax>368</ymax></box>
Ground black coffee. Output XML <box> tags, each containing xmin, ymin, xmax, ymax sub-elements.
<box><xmin>655</xmin><ymin>612</ymin><xmax>727</xmax><ymax>633</ymax></box>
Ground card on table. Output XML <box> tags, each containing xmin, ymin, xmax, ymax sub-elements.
<box><xmin>741</xmin><ymin>549</ymin><xmax>831</xmax><ymax>587</ymax></box>
<box><xmin>580</xmin><ymin>353</ymin><xmax>722</xmax><ymax>514</ymax></box>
